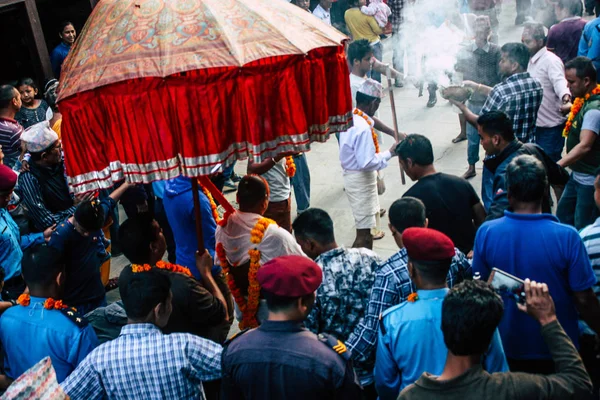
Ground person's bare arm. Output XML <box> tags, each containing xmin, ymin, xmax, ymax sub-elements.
<box><xmin>371</xmin><ymin>59</ymin><xmax>404</xmax><ymax>80</ymax></box>
<box><xmin>109</xmin><ymin>181</ymin><xmax>132</xmax><ymax>202</ymax></box>
<box><xmin>557</xmin><ymin>130</ymin><xmax>596</xmax><ymax>168</ymax></box>
<box><xmin>195</xmin><ymin>250</ymin><xmax>229</xmax><ymax>322</ymax></box>
<box><xmin>247</xmin><ymin>152</ymin><xmax>296</xmax><ymax>175</ymax></box>
<box><xmin>472</xmin><ymin>203</ymin><xmax>487</xmax><ymax>229</ymax></box>
<box><xmin>0</xmin><ymin>375</ymin><xmax>13</xmax><ymax>390</ymax></box>
<box><xmin>463</xmin><ymin>80</ymin><xmax>493</xmax><ymax>97</ymax></box>
<box><xmin>372</xmin><ymin>117</ymin><xmax>405</xmax><ymax>140</ymax></box>
<box><xmin>573</xmin><ymin>288</ymin><xmax>600</xmax><ymax>335</ymax></box>
<box><xmin>0</xmin><ymin>301</ymin><xmax>13</xmax><ymax>316</ymax></box>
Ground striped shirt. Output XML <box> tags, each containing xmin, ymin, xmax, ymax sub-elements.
<box><xmin>0</xmin><ymin>117</ymin><xmax>23</xmax><ymax>169</ymax></box>
<box><xmin>62</xmin><ymin>323</ymin><xmax>222</xmax><ymax>400</ymax></box>
<box><xmin>579</xmin><ymin>217</ymin><xmax>600</xmax><ymax>299</ymax></box>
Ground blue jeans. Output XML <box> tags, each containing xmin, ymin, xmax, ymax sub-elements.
<box><xmin>223</xmin><ymin>161</ymin><xmax>236</xmax><ymax>180</ymax></box>
<box><xmin>369</xmin><ymin>42</ymin><xmax>383</xmax><ymax>83</ymax></box>
<box><xmin>467</xmin><ymin>103</ymin><xmax>483</xmax><ymax>166</ymax></box>
<box><xmin>291</xmin><ymin>153</ymin><xmax>311</xmax><ymax>213</ymax></box>
<box><xmin>482</xmin><ymin>164</ymin><xmax>494</xmax><ymax>211</ymax></box>
<box><xmin>557</xmin><ymin>177</ymin><xmax>599</xmax><ymax>230</ymax></box>
<box><xmin>535</xmin><ymin>125</ymin><xmax>565</xmax><ymax>163</ymax></box>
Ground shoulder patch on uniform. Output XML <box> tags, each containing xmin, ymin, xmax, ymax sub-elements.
<box><xmin>60</xmin><ymin>307</ymin><xmax>88</xmax><ymax>328</ymax></box>
<box><xmin>318</xmin><ymin>333</ymin><xmax>351</xmax><ymax>361</ymax></box>
<box><xmin>224</xmin><ymin>328</ymin><xmax>250</xmax><ymax>346</ymax></box>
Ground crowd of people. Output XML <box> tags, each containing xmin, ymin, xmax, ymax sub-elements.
<box><xmin>0</xmin><ymin>0</ymin><xmax>599</xmax><ymax>399</ymax></box>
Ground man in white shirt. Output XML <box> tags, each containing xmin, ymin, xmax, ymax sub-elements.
<box><xmin>313</xmin><ymin>0</ymin><xmax>332</xmax><ymax>25</ymax></box>
<box><xmin>339</xmin><ymin>79</ymin><xmax>398</xmax><ymax>249</ymax></box>
<box><xmin>522</xmin><ymin>22</ymin><xmax>572</xmax><ymax>162</ymax></box>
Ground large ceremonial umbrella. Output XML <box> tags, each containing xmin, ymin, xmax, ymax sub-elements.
<box><xmin>57</xmin><ymin>0</ymin><xmax>352</xmax><ymax>196</ymax></box>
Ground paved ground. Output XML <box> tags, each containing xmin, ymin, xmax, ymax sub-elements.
<box><xmin>107</xmin><ymin>0</ymin><xmax>587</xmax><ymax>299</ymax></box>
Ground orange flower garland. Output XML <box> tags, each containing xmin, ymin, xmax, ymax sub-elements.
<box><xmin>216</xmin><ymin>216</ymin><xmax>276</xmax><ymax>329</ymax></box>
<box><xmin>285</xmin><ymin>156</ymin><xmax>296</xmax><ymax>178</ymax></box>
<box><xmin>199</xmin><ymin>182</ymin><xmax>222</xmax><ymax>223</ymax></box>
<box><xmin>563</xmin><ymin>85</ymin><xmax>600</xmax><ymax>138</ymax></box>
<box><xmin>132</xmin><ymin>261</ymin><xmax>193</xmax><ymax>277</ymax></box>
<box><xmin>17</xmin><ymin>294</ymin><xmax>69</xmax><ymax>310</ymax></box>
<box><xmin>407</xmin><ymin>293</ymin><xmax>419</xmax><ymax>302</ymax></box>
<box><xmin>354</xmin><ymin>108</ymin><xmax>380</xmax><ymax>153</ymax></box>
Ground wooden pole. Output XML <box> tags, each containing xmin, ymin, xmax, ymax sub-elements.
<box><xmin>386</xmin><ymin>65</ymin><xmax>406</xmax><ymax>185</ymax></box>
<box><xmin>191</xmin><ymin>178</ymin><xmax>205</xmax><ymax>253</ymax></box>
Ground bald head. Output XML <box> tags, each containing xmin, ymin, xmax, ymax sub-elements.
<box><xmin>237</xmin><ymin>174</ymin><xmax>270</xmax><ymax>213</ymax></box>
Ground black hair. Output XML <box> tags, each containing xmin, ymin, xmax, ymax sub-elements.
<box><xmin>119</xmin><ymin>268</ymin><xmax>171</xmax><ymax>320</ymax></box>
<box><xmin>118</xmin><ymin>213</ymin><xmax>159</xmax><ymax>265</ymax></box>
<box><xmin>477</xmin><ymin>111</ymin><xmax>515</xmax><ymax>142</ymax></box>
<box><xmin>59</xmin><ymin>21</ymin><xmax>74</xmax><ymax>34</ymax></box>
<box><xmin>389</xmin><ymin>197</ymin><xmax>426</xmax><ymax>233</ymax></box>
<box><xmin>347</xmin><ymin>39</ymin><xmax>373</xmax><ymax>65</ymax></box>
<box><xmin>356</xmin><ymin>91</ymin><xmax>378</xmax><ymax>107</ymax></box>
<box><xmin>21</xmin><ymin>244</ymin><xmax>65</xmax><ymax>288</ymax></box>
<box><xmin>0</xmin><ymin>85</ymin><xmax>17</xmax><ymax>109</ymax></box>
<box><xmin>237</xmin><ymin>174</ymin><xmax>269</xmax><ymax>211</ymax></box>
<box><xmin>292</xmin><ymin>208</ymin><xmax>335</xmax><ymax>244</ymax></box>
<box><xmin>565</xmin><ymin>56</ymin><xmax>598</xmax><ymax>82</ymax></box>
<box><xmin>442</xmin><ymin>280</ymin><xmax>504</xmax><ymax>356</ymax></box>
<box><xmin>0</xmin><ymin>266</ymin><xmax>5</xmax><ymax>283</ymax></box>
<box><xmin>558</xmin><ymin>0</ymin><xmax>583</xmax><ymax>16</ymax></box>
<box><xmin>16</xmin><ymin>77</ymin><xmax>39</xmax><ymax>92</ymax></box>
<box><xmin>506</xmin><ymin>154</ymin><xmax>547</xmax><ymax>203</ymax></box>
<box><xmin>500</xmin><ymin>42</ymin><xmax>531</xmax><ymax>70</ymax></box>
<box><xmin>410</xmin><ymin>258</ymin><xmax>452</xmax><ymax>285</ymax></box>
<box><xmin>523</xmin><ymin>22</ymin><xmax>546</xmax><ymax>43</ymax></box>
<box><xmin>74</xmin><ymin>199</ymin><xmax>105</xmax><ymax>232</ymax></box>
<box><xmin>263</xmin><ymin>291</ymin><xmax>313</xmax><ymax>311</ymax></box>
<box><xmin>395</xmin><ymin>134</ymin><xmax>434</xmax><ymax>166</ymax></box>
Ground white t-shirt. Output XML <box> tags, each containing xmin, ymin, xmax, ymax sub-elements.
<box><xmin>313</xmin><ymin>4</ymin><xmax>332</xmax><ymax>25</ymax></box>
<box><xmin>261</xmin><ymin>158</ymin><xmax>291</xmax><ymax>202</ymax></box>
<box><xmin>572</xmin><ymin>109</ymin><xmax>600</xmax><ymax>186</ymax></box>
<box><xmin>350</xmin><ymin>73</ymin><xmax>366</xmax><ymax>108</ymax></box>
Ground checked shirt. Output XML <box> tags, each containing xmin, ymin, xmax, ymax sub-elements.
<box><xmin>345</xmin><ymin>247</ymin><xmax>472</xmax><ymax>379</ymax></box>
<box><xmin>388</xmin><ymin>0</ymin><xmax>405</xmax><ymax>33</ymax></box>
<box><xmin>481</xmin><ymin>72</ymin><xmax>543</xmax><ymax>143</ymax></box>
<box><xmin>62</xmin><ymin>323</ymin><xmax>222</xmax><ymax>400</ymax></box>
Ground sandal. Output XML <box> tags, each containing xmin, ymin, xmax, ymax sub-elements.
<box><xmin>379</xmin><ymin>208</ymin><xmax>386</xmax><ymax>218</ymax></box>
<box><xmin>372</xmin><ymin>231</ymin><xmax>385</xmax><ymax>240</ymax></box>
<box><xmin>452</xmin><ymin>135</ymin><xmax>467</xmax><ymax>143</ymax></box>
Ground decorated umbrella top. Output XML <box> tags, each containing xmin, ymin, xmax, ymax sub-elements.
<box><xmin>58</xmin><ymin>0</ymin><xmax>347</xmax><ymax>101</ymax></box>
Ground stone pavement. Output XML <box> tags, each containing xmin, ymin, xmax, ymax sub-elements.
<box><xmin>107</xmin><ymin>0</ymin><xmax>575</xmax><ymax>296</ymax></box>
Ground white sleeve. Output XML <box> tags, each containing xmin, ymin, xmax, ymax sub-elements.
<box><xmin>259</xmin><ymin>225</ymin><xmax>307</xmax><ymax>261</ymax></box>
<box><xmin>354</xmin><ymin>127</ymin><xmax>392</xmax><ymax>170</ymax></box>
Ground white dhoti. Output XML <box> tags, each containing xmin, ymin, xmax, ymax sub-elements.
<box><xmin>343</xmin><ymin>170</ymin><xmax>379</xmax><ymax>229</ymax></box>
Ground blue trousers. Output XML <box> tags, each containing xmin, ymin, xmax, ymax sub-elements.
<box><xmin>291</xmin><ymin>153</ymin><xmax>311</xmax><ymax>213</ymax></box>
<box><xmin>467</xmin><ymin>103</ymin><xmax>483</xmax><ymax>166</ymax></box>
<box><xmin>535</xmin><ymin>125</ymin><xmax>565</xmax><ymax>163</ymax></box>
<box><xmin>556</xmin><ymin>177</ymin><xmax>599</xmax><ymax>230</ymax></box>
<box><xmin>482</xmin><ymin>165</ymin><xmax>494</xmax><ymax>211</ymax></box>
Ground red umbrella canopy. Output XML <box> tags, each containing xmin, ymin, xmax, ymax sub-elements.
<box><xmin>58</xmin><ymin>0</ymin><xmax>352</xmax><ymax>194</ymax></box>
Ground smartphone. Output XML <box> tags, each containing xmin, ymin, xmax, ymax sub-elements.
<box><xmin>488</xmin><ymin>268</ymin><xmax>526</xmax><ymax>304</ymax></box>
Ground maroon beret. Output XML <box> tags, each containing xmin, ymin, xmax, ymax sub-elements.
<box><xmin>0</xmin><ymin>165</ymin><xmax>17</xmax><ymax>192</ymax></box>
<box><xmin>257</xmin><ymin>255</ymin><xmax>323</xmax><ymax>297</ymax></box>
<box><xmin>403</xmin><ymin>227</ymin><xmax>455</xmax><ymax>261</ymax></box>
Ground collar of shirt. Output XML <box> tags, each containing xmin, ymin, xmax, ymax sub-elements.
<box><xmin>470</xmin><ymin>42</ymin><xmax>490</xmax><ymax>52</ymax></box>
<box><xmin>353</xmin><ymin>107</ymin><xmax>375</xmax><ymax>125</ymax></box>
<box><xmin>27</xmin><ymin>296</ymin><xmax>49</xmax><ymax>306</ymax></box>
<box><xmin>259</xmin><ymin>319</ymin><xmax>305</xmax><ymax>332</ymax></box>
<box><xmin>504</xmin><ymin>72</ymin><xmax>531</xmax><ymax>84</ymax></box>
<box><xmin>416</xmin><ymin>288</ymin><xmax>449</xmax><ymax>300</ymax></box>
<box><xmin>503</xmin><ymin>210</ymin><xmax>560</xmax><ymax>222</ymax></box>
<box><xmin>561</xmin><ymin>16</ymin><xmax>581</xmax><ymax>22</ymax></box>
<box><xmin>119</xmin><ymin>323</ymin><xmax>162</xmax><ymax>337</ymax></box>
<box><xmin>529</xmin><ymin>46</ymin><xmax>548</xmax><ymax>65</ymax></box>
<box><xmin>0</xmin><ymin>117</ymin><xmax>17</xmax><ymax>124</ymax></box>
<box><xmin>315</xmin><ymin>247</ymin><xmax>346</xmax><ymax>263</ymax></box>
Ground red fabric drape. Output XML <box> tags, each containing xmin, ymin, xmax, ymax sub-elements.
<box><xmin>59</xmin><ymin>46</ymin><xmax>352</xmax><ymax>193</ymax></box>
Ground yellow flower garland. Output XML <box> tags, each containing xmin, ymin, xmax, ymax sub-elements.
<box><xmin>285</xmin><ymin>156</ymin><xmax>296</xmax><ymax>178</ymax></box>
<box><xmin>216</xmin><ymin>215</ymin><xmax>276</xmax><ymax>329</ymax></box>
<box><xmin>563</xmin><ymin>85</ymin><xmax>600</xmax><ymax>138</ymax></box>
<box><xmin>353</xmin><ymin>108</ymin><xmax>380</xmax><ymax>153</ymax></box>
<box><xmin>199</xmin><ymin>181</ymin><xmax>222</xmax><ymax>224</ymax></box>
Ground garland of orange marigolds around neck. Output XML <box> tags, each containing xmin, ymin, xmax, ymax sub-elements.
<box><xmin>17</xmin><ymin>294</ymin><xmax>69</xmax><ymax>310</ymax></box>
<box><xmin>216</xmin><ymin>214</ymin><xmax>276</xmax><ymax>329</ymax></box>
<box><xmin>563</xmin><ymin>85</ymin><xmax>600</xmax><ymax>138</ymax></box>
<box><xmin>354</xmin><ymin>108</ymin><xmax>380</xmax><ymax>153</ymax></box>
<box><xmin>132</xmin><ymin>261</ymin><xmax>193</xmax><ymax>277</ymax></box>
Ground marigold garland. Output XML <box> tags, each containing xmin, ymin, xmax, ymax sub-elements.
<box><xmin>354</xmin><ymin>108</ymin><xmax>380</xmax><ymax>153</ymax></box>
<box><xmin>132</xmin><ymin>261</ymin><xmax>193</xmax><ymax>277</ymax></box>
<box><xmin>285</xmin><ymin>156</ymin><xmax>296</xmax><ymax>178</ymax></box>
<box><xmin>216</xmin><ymin>216</ymin><xmax>276</xmax><ymax>329</ymax></box>
<box><xmin>199</xmin><ymin>182</ymin><xmax>222</xmax><ymax>223</ymax></box>
<box><xmin>17</xmin><ymin>294</ymin><xmax>69</xmax><ymax>310</ymax></box>
<box><xmin>407</xmin><ymin>293</ymin><xmax>419</xmax><ymax>303</ymax></box>
<box><xmin>563</xmin><ymin>85</ymin><xmax>600</xmax><ymax>138</ymax></box>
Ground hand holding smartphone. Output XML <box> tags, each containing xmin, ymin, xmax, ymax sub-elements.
<box><xmin>488</xmin><ymin>268</ymin><xmax>526</xmax><ymax>304</ymax></box>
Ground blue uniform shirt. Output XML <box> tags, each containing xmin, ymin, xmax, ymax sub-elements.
<box><xmin>374</xmin><ymin>288</ymin><xmax>508</xmax><ymax>399</ymax></box>
<box><xmin>0</xmin><ymin>208</ymin><xmax>44</xmax><ymax>280</ymax></box>
<box><xmin>0</xmin><ymin>296</ymin><xmax>99</xmax><ymax>382</ymax></box>
<box><xmin>50</xmin><ymin>42</ymin><xmax>71</xmax><ymax>78</ymax></box>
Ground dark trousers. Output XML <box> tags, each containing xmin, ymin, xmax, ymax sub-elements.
<box><xmin>154</xmin><ymin>197</ymin><xmax>177</xmax><ymax>263</ymax></box>
<box><xmin>264</xmin><ymin>197</ymin><xmax>292</xmax><ymax>232</ymax></box>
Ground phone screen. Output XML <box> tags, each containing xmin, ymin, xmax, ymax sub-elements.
<box><xmin>489</xmin><ymin>268</ymin><xmax>526</xmax><ymax>304</ymax></box>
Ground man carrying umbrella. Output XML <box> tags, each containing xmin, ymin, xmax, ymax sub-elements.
<box><xmin>339</xmin><ymin>79</ymin><xmax>399</xmax><ymax>249</ymax></box>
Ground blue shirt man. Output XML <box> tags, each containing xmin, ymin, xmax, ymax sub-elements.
<box><xmin>578</xmin><ymin>17</ymin><xmax>600</xmax><ymax>81</ymax></box>
<box><xmin>473</xmin><ymin>211</ymin><xmax>597</xmax><ymax>360</ymax></box>
<box><xmin>374</xmin><ymin>228</ymin><xmax>508</xmax><ymax>399</ymax></box>
<box><xmin>0</xmin><ymin>296</ymin><xmax>99</xmax><ymax>382</ymax></box>
<box><xmin>163</xmin><ymin>176</ymin><xmax>218</xmax><ymax>279</ymax></box>
<box><xmin>0</xmin><ymin>208</ymin><xmax>44</xmax><ymax>280</ymax></box>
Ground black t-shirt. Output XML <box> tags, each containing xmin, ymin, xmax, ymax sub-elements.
<box><xmin>403</xmin><ymin>173</ymin><xmax>480</xmax><ymax>253</ymax></box>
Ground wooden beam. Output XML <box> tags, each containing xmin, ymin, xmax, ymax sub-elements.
<box><xmin>23</xmin><ymin>0</ymin><xmax>52</xmax><ymax>80</ymax></box>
